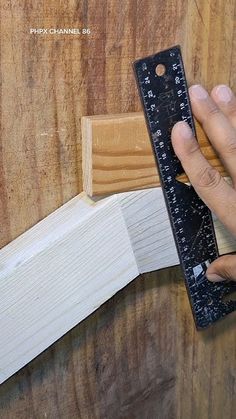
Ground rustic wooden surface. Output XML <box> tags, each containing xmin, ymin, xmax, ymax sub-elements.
<box><xmin>0</xmin><ymin>0</ymin><xmax>236</xmax><ymax>418</ymax></box>
<box><xmin>82</xmin><ymin>113</ymin><xmax>228</xmax><ymax>196</ymax></box>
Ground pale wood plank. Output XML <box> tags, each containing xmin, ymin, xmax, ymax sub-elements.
<box><xmin>0</xmin><ymin>192</ymin><xmax>139</xmax><ymax>384</ymax></box>
<box><xmin>118</xmin><ymin>188</ymin><xmax>236</xmax><ymax>273</ymax></box>
<box><xmin>82</xmin><ymin>113</ymin><xmax>228</xmax><ymax>196</ymax></box>
<box><xmin>0</xmin><ymin>188</ymin><xmax>235</xmax><ymax>384</ymax></box>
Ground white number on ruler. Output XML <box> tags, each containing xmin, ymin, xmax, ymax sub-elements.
<box><xmin>142</xmin><ymin>63</ymin><xmax>147</xmax><ymax>71</ymax></box>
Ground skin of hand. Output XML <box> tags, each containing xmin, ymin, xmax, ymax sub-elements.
<box><xmin>171</xmin><ymin>84</ymin><xmax>236</xmax><ymax>283</ymax></box>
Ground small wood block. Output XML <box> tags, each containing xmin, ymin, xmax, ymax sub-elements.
<box><xmin>82</xmin><ymin>112</ymin><xmax>227</xmax><ymax>196</ymax></box>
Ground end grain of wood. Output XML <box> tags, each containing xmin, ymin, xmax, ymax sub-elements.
<box><xmin>82</xmin><ymin>113</ymin><xmax>227</xmax><ymax>196</ymax></box>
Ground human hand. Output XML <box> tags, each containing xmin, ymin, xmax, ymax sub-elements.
<box><xmin>171</xmin><ymin>84</ymin><xmax>236</xmax><ymax>282</ymax></box>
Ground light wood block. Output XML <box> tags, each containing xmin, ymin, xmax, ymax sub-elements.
<box><xmin>118</xmin><ymin>188</ymin><xmax>236</xmax><ymax>273</ymax></box>
<box><xmin>0</xmin><ymin>188</ymin><xmax>235</xmax><ymax>384</ymax></box>
<box><xmin>0</xmin><ymin>192</ymin><xmax>139</xmax><ymax>384</ymax></box>
<box><xmin>82</xmin><ymin>113</ymin><xmax>228</xmax><ymax>196</ymax></box>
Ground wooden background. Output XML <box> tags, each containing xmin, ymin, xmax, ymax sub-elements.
<box><xmin>0</xmin><ymin>1</ymin><xmax>236</xmax><ymax>417</ymax></box>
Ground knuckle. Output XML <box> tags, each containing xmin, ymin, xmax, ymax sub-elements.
<box><xmin>208</xmin><ymin>106</ymin><xmax>221</xmax><ymax>117</ymax></box>
<box><xmin>184</xmin><ymin>142</ymin><xmax>200</xmax><ymax>158</ymax></box>
<box><xmin>223</xmin><ymin>136</ymin><xmax>236</xmax><ymax>154</ymax></box>
<box><xmin>227</xmin><ymin>104</ymin><xmax>236</xmax><ymax>119</ymax></box>
<box><xmin>202</xmin><ymin>106</ymin><xmax>220</xmax><ymax>126</ymax></box>
<box><xmin>218</xmin><ymin>259</ymin><xmax>234</xmax><ymax>279</ymax></box>
<box><xmin>197</xmin><ymin>166</ymin><xmax>222</xmax><ymax>189</ymax></box>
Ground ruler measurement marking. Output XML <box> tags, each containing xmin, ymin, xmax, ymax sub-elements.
<box><xmin>133</xmin><ymin>46</ymin><xmax>236</xmax><ymax>329</ymax></box>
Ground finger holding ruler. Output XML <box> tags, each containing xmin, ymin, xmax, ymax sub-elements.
<box><xmin>133</xmin><ymin>45</ymin><xmax>236</xmax><ymax>329</ymax></box>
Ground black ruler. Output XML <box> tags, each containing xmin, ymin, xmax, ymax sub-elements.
<box><xmin>133</xmin><ymin>45</ymin><xmax>236</xmax><ymax>329</ymax></box>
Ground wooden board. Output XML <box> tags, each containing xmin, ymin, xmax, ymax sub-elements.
<box><xmin>0</xmin><ymin>187</ymin><xmax>235</xmax><ymax>384</ymax></box>
<box><xmin>118</xmin><ymin>188</ymin><xmax>236</xmax><ymax>273</ymax></box>
<box><xmin>82</xmin><ymin>113</ymin><xmax>228</xmax><ymax>196</ymax></box>
<box><xmin>1</xmin><ymin>0</ymin><xmax>236</xmax><ymax>417</ymax></box>
<box><xmin>0</xmin><ymin>192</ymin><xmax>139</xmax><ymax>384</ymax></box>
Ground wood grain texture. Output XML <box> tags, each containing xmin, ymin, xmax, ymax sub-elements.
<box><xmin>1</xmin><ymin>187</ymin><xmax>235</xmax><ymax>384</ymax></box>
<box><xmin>82</xmin><ymin>113</ymin><xmax>228</xmax><ymax>195</ymax></box>
<box><xmin>0</xmin><ymin>192</ymin><xmax>139</xmax><ymax>384</ymax></box>
<box><xmin>1</xmin><ymin>0</ymin><xmax>236</xmax><ymax>418</ymax></box>
<box><xmin>118</xmin><ymin>188</ymin><xmax>236</xmax><ymax>273</ymax></box>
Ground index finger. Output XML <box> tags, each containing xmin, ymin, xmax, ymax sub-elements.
<box><xmin>171</xmin><ymin>121</ymin><xmax>236</xmax><ymax>237</ymax></box>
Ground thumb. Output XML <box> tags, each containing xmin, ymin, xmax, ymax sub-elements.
<box><xmin>206</xmin><ymin>254</ymin><xmax>236</xmax><ymax>282</ymax></box>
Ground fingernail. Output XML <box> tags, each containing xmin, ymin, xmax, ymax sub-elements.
<box><xmin>206</xmin><ymin>273</ymin><xmax>225</xmax><ymax>282</ymax></box>
<box><xmin>189</xmin><ymin>84</ymin><xmax>208</xmax><ymax>100</ymax></box>
<box><xmin>214</xmin><ymin>85</ymin><xmax>232</xmax><ymax>103</ymax></box>
<box><xmin>173</xmin><ymin>121</ymin><xmax>192</xmax><ymax>140</ymax></box>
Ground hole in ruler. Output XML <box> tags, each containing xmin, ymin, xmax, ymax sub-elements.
<box><xmin>155</xmin><ymin>64</ymin><xmax>166</xmax><ymax>77</ymax></box>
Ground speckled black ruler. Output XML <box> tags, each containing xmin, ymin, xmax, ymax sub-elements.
<box><xmin>133</xmin><ymin>45</ymin><xmax>236</xmax><ymax>329</ymax></box>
